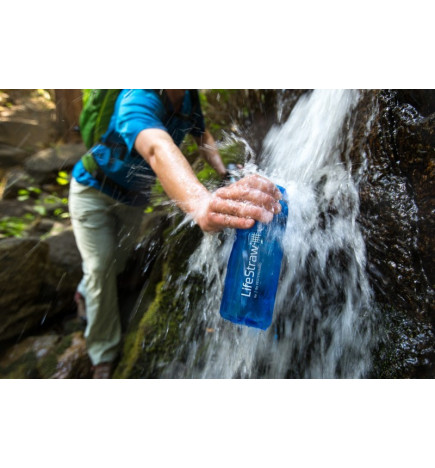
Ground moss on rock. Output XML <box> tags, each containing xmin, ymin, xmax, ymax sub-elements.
<box><xmin>114</xmin><ymin>219</ymin><xmax>205</xmax><ymax>378</ymax></box>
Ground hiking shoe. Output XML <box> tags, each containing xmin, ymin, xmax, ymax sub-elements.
<box><xmin>74</xmin><ymin>291</ymin><xmax>87</xmax><ymax>323</ymax></box>
<box><xmin>92</xmin><ymin>362</ymin><xmax>113</xmax><ymax>379</ymax></box>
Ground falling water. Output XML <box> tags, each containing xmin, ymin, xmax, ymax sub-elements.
<box><xmin>165</xmin><ymin>89</ymin><xmax>378</xmax><ymax>379</ymax></box>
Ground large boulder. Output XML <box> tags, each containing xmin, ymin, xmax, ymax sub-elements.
<box><xmin>0</xmin><ymin>144</ymin><xmax>30</xmax><ymax>169</ymax></box>
<box><xmin>0</xmin><ymin>227</ymin><xmax>82</xmax><ymax>342</ymax></box>
<box><xmin>344</xmin><ymin>89</ymin><xmax>435</xmax><ymax>377</ymax></box>
<box><xmin>0</xmin><ymin>238</ymin><xmax>49</xmax><ymax>341</ymax></box>
<box><xmin>43</xmin><ymin>227</ymin><xmax>82</xmax><ymax>316</ymax></box>
<box><xmin>354</xmin><ymin>91</ymin><xmax>434</xmax><ymax>317</ymax></box>
<box><xmin>394</xmin><ymin>109</ymin><xmax>434</xmax><ymax>287</ymax></box>
<box><xmin>0</xmin><ymin>117</ymin><xmax>56</xmax><ymax>154</ymax></box>
<box><xmin>24</xmin><ymin>143</ymin><xmax>86</xmax><ymax>184</ymax></box>
<box><xmin>50</xmin><ymin>331</ymin><xmax>91</xmax><ymax>379</ymax></box>
<box><xmin>0</xmin><ymin>334</ymin><xmax>60</xmax><ymax>378</ymax></box>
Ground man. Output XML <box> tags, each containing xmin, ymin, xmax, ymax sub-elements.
<box><xmin>69</xmin><ymin>89</ymin><xmax>282</xmax><ymax>378</ymax></box>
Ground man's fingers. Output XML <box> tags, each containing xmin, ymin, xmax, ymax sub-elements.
<box><xmin>210</xmin><ymin>197</ymin><xmax>274</xmax><ymax>224</ymax></box>
<box><xmin>216</xmin><ymin>174</ymin><xmax>282</xmax><ymax>214</ymax></box>
<box><xmin>215</xmin><ymin>187</ymin><xmax>281</xmax><ymax>214</ymax></box>
<box><xmin>238</xmin><ymin>174</ymin><xmax>282</xmax><ymax>200</ymax></box>
<box><xmin>208</xmin><ymin>212</ymin><xmax>256</xmax><ymax>231</ymax></box>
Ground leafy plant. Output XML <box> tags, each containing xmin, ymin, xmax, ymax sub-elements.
<box><xmin>17</xmin><ymin>187</ymin><xmax>42</xmax><ymax>201</ymax></box>
<box><xmin>0</xmin><ymin>214</ymin><xmax>35</xmax><ymax>238</ymax></box>
<box><xmin>56</xmin><ymin>171</ymin><xmax>70</xmax><ymax>186</ymax></box>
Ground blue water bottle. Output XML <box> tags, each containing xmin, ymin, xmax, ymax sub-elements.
<box><xmin>219</xmin><ymin>185</ymin><xmax>288</xmax><ymax>330</ymax></box>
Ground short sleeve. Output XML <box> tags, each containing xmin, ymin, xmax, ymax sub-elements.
<box><xmin>115</xmin><ymin>89</ymin><xmax>168</xmax><ymax>153</ymax></box>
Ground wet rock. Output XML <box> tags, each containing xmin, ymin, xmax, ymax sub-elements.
<box><xmin>0</xmin><ymin>334</ymin><xmax>60</xmax><ymax>378</ymax></box>
<box><xmin>396</xmin><ymin>90</ymin><xmax>435</xmax><ymax>118</ymax></box>
<box><xmin>114</xmin><ymin>217</ymin><xmax>204</xmax><ymax>379</ymax></box>
<box><xmin>350</xmin><ymin>89</ymin><xmax>435</xmax><ymax>377</ymax></box>
<box><xmin>51</xmin><ymin>331</ymin><xmax>91</xmax><ymax>379</ymax></box>
<box><xmin>0</xmin><ymin>330</ymin><xmax>91</xmax><ymax>379</ymax></box>
<box><xmin>357</xmin><ymin>91</ymin><xmax>434</xmax><ymax>316</ymax></box>
<box><xmin>394</xmin><ymin>111</ymin><xmax>434</xmax><ymax>288</ymax></box>
<box><xmin>24</xmin><ymin>143</ymin><xmax>86</xmax><ymax>184</ymax></box>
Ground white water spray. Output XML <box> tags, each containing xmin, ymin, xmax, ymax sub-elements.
<box><xmin>167</xmin><ymin>90</ymin><xmax>376</xmax><ymax>378</ymax></box>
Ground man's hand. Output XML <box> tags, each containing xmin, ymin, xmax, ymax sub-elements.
<box><xmin>193</xmin><ymin>174</ymin><xmax>283</xmax><ymax>232</ymax></box>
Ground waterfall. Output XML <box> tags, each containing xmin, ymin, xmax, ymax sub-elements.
<box><xmin>164</xmin><ymin>89</ymin><xmax>378</xmax><ymax>379</ymax></box>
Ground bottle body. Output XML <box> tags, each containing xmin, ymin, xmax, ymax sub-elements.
<box><xmin>219</xmin><ymin>185</ymin><xmax>288</xmax><ymax>330</ymax></box>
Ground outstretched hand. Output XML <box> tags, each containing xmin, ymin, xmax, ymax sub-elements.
<box><xmin>194</xmin><ymin>174</ymin><xmax>283</xmax><ymax>232</ymax></box>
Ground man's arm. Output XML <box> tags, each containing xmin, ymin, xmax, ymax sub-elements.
<box><xmin>135</xmin><ymin>128</ymin><xmax>282</xmax><ymax>232</ymax></box>
<box><xmin>194</xmin><ymin>129</ymin><xmax>227</xmax><ymax>178</ymax></box>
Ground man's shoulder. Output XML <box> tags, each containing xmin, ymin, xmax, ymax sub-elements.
<box><xmin>120</xmin><ymin>89</ymin><xmax>161</xmax><ymax>106</ymax></box>
<box><xmin>117</xmin><ymin>90</ymin><xmax>165</xmax><ymax>121</ymax></box>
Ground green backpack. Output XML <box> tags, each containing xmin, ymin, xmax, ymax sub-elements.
<box><xmin>79</xmin><ymin>89</ymin><xmax>121</xmax><ymax>149</ymax></box>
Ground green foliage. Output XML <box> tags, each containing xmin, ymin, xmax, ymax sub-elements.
<box><xmin>0</xmin><ymin>171</ymin><xmax>71</xmax><ymax>238</ymax></box>
<box><xmin>17</xmin><ymin>186</ymin><xmax>42</xmax><ymax>201</ymax></box>
<box><xmin>33</xmin><ymin>205</ymin><xmax>47</xmax><ymax>216</ymax></box>
<box><xmin>56</xmin><ymin>171</ymin><xmax>70</xmax><ymax>186</ymax></box>
<box><xmin>218</xmin><ymin>140</ymin><xmax>247</xmax><ymax>166</ymax></box>
<box><xmin>196</xmin><ymin>163</ymin><xmax>218</xmax><ymax>184</ymax></box>
<box><xmin>0</xmin><ymin>214</ymin><xmax>35</xmax><ymax>238</ymax></box>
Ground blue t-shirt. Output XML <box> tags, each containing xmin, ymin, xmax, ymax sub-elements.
<box><xmin>72</xmin><ymin>89</ymin><xmax>205</xmax><ymax>206</ymax></box>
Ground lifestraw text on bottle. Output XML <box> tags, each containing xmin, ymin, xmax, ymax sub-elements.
<box><xmin>241</xmin><ymin>227</ymin><xmax>264</xmax><ymax>298</ymax></box>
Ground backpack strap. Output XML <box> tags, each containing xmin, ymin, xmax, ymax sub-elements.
<box><xmin>81</xmin><ymin>151</ymin><xmax>144</xmax><ymax>200</ymax></box>
<box><xmin>189</xmin><ymin>89</ymin><xmax>200</xmax><ymax>115</ymax></box>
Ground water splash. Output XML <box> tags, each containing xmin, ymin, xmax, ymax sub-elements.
<box><xmin>166</xmin><ymin>90</ymin><xmax>378</xmax><ymax>378</ymax></box>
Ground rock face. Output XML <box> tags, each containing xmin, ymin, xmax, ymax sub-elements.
<box><xmin>43</xmin><ymin>228</ymin><xmax>83</xmax><ymax>319</ymax></box>
<box><xmin>0</xmin><ymin>229</ymin><xmax>82</xmax><ymax>342</ymax></box>
<box><xmin>0</xmin><ymin>330</ymin><xmax>91</xmax><ymax>379</ymax></box>
<box><xmin>330</xmin><ymin>90</ymin><xmax>433</xmax><ymax>378</ymax></box>
<box><xmin>50</xmin><ymin>332</ymin><xmax>91</xmax><ymax>379</ymax></box>
<box><xmin>0</xmin><ymin>238</ymin><xmax>50</xmax><ymax>341</ymax></box>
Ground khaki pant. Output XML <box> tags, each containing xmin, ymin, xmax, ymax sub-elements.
<box><xmin>69</xmin><ymin>179</ymin><xmax>144</xmax><ymax>365</ymax></box>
